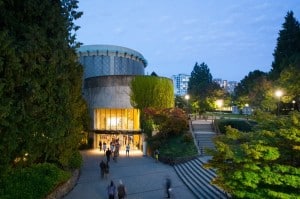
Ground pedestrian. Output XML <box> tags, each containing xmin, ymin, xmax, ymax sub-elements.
<box><xmin>113</xmin><ymin>149</ymin><xmax>118</xmax><ymax>162</ymax></box>
<box><xmin>126</xmin><ymin>144</ymin><xmax>130</xmax><ymax>157</ymax></box>
<box><xmin>165</xmin><ymin>176</ymin><xmax>172</xmax><ymax>198</ymax></box>
<box><xmin>117</xmin><ymin>180</ymin><xmax>127</xmax><ymax>199</ymax></box>
<box><xmin>107</xmin><ymin>180</ymin><xmax>116</xmax><ymax>199</ymax></box>
<box><xmin>99</xmin><ymin>160</ymin><xmax>106</xmax><ymax>179</ymax></box>
<box><xmin>99</xmin><ymin>140</ymin><xmax>102</xmax><ymax>151</ymax></box>
<box><xmin>103</xmin><ymin>142</ymin><xmax>107</xmax><ymax>154</ymax></box>
<box><xmin>154</xmin><ymin>149</ymin><xmax>159</xmax><ymax>162</ymax></box>
<box><xmin>106</xmin><ymin>148</ymin><xmax>112</xmax><ymax>163</ymax></box>
<box><xmin>104</xmin><ymin>162</ymin><xmax>110</xmax><ymax>179</ymax></box>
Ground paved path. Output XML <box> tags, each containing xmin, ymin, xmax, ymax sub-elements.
<box><xmin>64</xmin><ymin>149</ymin><xmax>196</xmax><ymax>199</ymax></box>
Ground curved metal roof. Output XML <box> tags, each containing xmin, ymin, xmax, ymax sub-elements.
<box><xmin>77</xmin><ymin>44</ymin><xmax>147</xmax><ymax>66</ymax></box>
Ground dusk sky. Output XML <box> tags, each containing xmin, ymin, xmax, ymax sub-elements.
<box><xmin>76</xmin><ymin>0</ymin><xmax>300</xmax><ymax>82</ymax></box>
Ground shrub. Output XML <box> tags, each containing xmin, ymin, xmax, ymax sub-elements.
<box><xmin>182</xmin><ymin>133</ymin><xmax>193</xmax><ymax>143</ymax></box>
<box><xmin>68</xmin><ymin>150</ymin><xmax>82</xmax><ymax>169</ymax></box>
<box><xmin>0</xmin><ymin>163</ymin><xmax>70</xmax><ymax>199</ymax></box>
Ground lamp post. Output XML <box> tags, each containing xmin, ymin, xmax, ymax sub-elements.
<box><xmin>216</xmin><ymin>99</ymin><xmax>223</xmax><ymax>118</ymax></box>
<box><xmin>292</xmin><ymin>100</ymin><xmax>296</xmax><ymax>110</ymax></box>
<box><xmin>184</xmin><ymin>94</ymin><xmax>190</xmax><ymax>114</ymax></box>
<box><xmin>275</xmin><ymin>90</ymin><xmax>283</xmax><ymax>116</ymax></box>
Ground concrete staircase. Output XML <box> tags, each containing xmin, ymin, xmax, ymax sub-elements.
<box><xmin>192</xmin><ymin>120</ymin><xmax>216</xmax><ymax>155</ymax></box>
<box><xmin>174</xmin><ymin>156</ymin><xmax>229</xmax><ymax>199</ymax></box>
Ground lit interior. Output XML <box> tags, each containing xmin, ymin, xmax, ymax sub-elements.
<box><xmin>94</xmin><ymin>108</ymin><xmax>140</xmax><ymax>131</ymax></box>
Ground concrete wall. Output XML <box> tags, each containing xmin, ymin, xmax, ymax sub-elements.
<box><xmin>83</xmin><ymin>75</ymin><xmax>135</xmax><ymax>109</ymax></box>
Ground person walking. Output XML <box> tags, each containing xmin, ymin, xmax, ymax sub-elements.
<box><xmin>165</xmin><ymin>176</ymin><xmax>172</xmax><ymax>198</ymax></box>
<box><xmin>117</xmin><ymin>180</ymin><xmax>127</xmax><ymax>199</ymax></box>
<box><xmin>99</xmin><ymin>160</ymin><xmax>106</xmax><ymax>179</ymax></box>
<box><xmin>154</xmin><ymin>149</ymin><xmax>159</xmax><ymax>162</ymax></box>
<box><xmin>106</xmin><ymin>148</ymin><xmax>112</xmax><ymax>163</ymax></box>
<box><xmin>103</xmin><ymin>142</ymin><xmax>107</xmax><ymax>154</ymax></box>
<box><xmin>125</xmin><ymin>144</ymin><xmax>130</xmax><ymax>157</ymax></box>
<box><xmin>107</xmin><ymin>180</ymin><xmax>116</xmax><ymax>199</ymax></box>
<box><xmin>99</xmin><ymin>140</ymin><xmax>102</xmax><ymax>151</ymax></box>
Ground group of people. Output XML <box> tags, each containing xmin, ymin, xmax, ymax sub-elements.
<box><xmin>107</xmin><ymin>180</ymin><xmax>127</xmax><ymax>199</ymax></box>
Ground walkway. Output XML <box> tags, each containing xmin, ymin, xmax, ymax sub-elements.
<box><xmin>64</xmin><ymin>149</ymin><xmax>196</xmax><ymax>199</ymax></box>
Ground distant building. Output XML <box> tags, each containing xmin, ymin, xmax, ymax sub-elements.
<box><xmin>171</xmin><ymin>74</ymin><xmax>190</xmax><ymax>96</ymax></box>
<box><xmin>213</xmin><ymin>78</ymin><xmax>237</xmax><ymax>93</ymax></box>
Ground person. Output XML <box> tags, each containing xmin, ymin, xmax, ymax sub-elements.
<box><xmin>99</xmin><ymin>140</ymin><xmax>102</xmax><ymax>151</ymax></box>
<box><xmin>107</xmin><ymin>180</ymin><xmax>116</xmax><ymax>199</ymax></box>
<box><xmin>99</xmin><ymin>160</ymin><xmax>106</xmax><ymax>179</ymax></box>
<box><xmin>165</xmin><ymin>176</ymin><xmax>172</xmax><ymax>198</ymax></box>
<box><xmin>106</xmin><ymin>148</ymin><xmax>112</xmax><ymax>163</ymax></box>
<box><xmin>117</xmin><ymin>180</ymin><xmax>127</xmax><ymax>199</ymax></box>
<box><xmin>104</xmin><ymin>162</ymin><xmax>110</xmax><ymax>179</ymax></box>
<box><xmin>103</xmin><ymin>142</ymin><xmax>107</xmax><ymax>154</ymax></box>
<box><xmin>154</xmin><ymin>149</ymin><xmax>159</xmax><ymax>162</ymax></box>
<box><xmin>125</xmin><ymin>144</ymin><xmax>130</xmax><ymax>157</ymax></box>
<box><xmin>113</xmin><ymin>149</ymin><xmax>118</xmax><ymax>162</ymax></box>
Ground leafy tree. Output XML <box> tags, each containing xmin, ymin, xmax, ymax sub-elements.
<box><xmin>206</xmin><ymin>111</ymin><xmax>300</xmax><ymax>198</ymax></box>
<box><xmin>187</xmin><ymin>62</ymin><xmax>223</xmax><ymax>112</ymax></box>
<box><xmin>130</xmin><ymin>76</ymin><xmax>174</xmax><ymax>109</ymax></box>
<box><xmin>270</xmin><ymin>11</ymin><xmax>300</xmax><ymax>79</ymax></box>
<box><xmin>0</xmin><ymin>0</ymin><xmax>87</xmax><ymax>175</ymax></box>
<box><xmin>234</xmin><ymin>70</ymin><xmax>274</xmax><ymax>110</ymax></box>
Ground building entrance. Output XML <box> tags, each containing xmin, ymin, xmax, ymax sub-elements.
<box><xmin>95</xmin><ymin>133</ymin><xmax>142</xmax><ymax>153</ymax></box>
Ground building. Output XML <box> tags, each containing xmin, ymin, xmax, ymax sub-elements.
<box><xmin>213</xmin><ymin>78</ymin><xmax>237</xmax><ymax>94</ymax></box>
<box><xmin>77</xmin><ymin>45</ymin><xmax>147</xmax><ymax>152</ymax></box>
<box><xmin>172</xmin><ymin>74</ymin><xmax>190</xmax><ymax>96</ymax></box>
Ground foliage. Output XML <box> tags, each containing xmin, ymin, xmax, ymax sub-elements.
<box><xmin>130</xmin><ymin>76</ymin><xmax>174</xmax><ymax>109</ymax></box>
<box><xmin>187</xmin><ymin>62</ymin><xmax>225</xmax><ymax>112</ymax></box>
<box><xmin>271</xmin><ymin>11</ymin><xmax>300</xmax><ymax>80</ymax></box>
<box><xmin>0</xmin><ymin>0</ymin><xmax>87</xmax><ymax>176</ymax></box>
<box><xmin>0</xmin><ymin>163</ymin><xmax>71</xmax><ymax>199</ymax></box>
<box><xmin>215</xmin><ymin>119</ymin><xmax>256</xmax><ymax>134</ymax></box>
<box><xmin>233</xmin><ymin>70</ymin><xmax>274</xmax><ymax>111</ymax></box>
<box><xmin>206</xmin><ymin>111</ymin><xmax>300</xmax><ymax>198</ymax></box>
<box><xmin>144</xmin><ymin>107</ymin><xmax>189</xmax><ymax>137</ymax></box>
<box><xmin>159</xmin><ymin>134</ymin><xmax>198</xmax><ymax>158</ymax></box>
<box><xmin>68</xmin><ymin>150</ymin><xmax>82</xmax><ymax>169</ymax></box>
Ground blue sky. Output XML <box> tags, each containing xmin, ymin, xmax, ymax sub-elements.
<box><xmin>76</xmin><ymin>0</ymin><xmax>300</xmax><ymax>82</ymax></box>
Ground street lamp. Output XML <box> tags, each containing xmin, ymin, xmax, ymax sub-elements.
<box><xmin>184</xmin><ymin>94</ymin><xmax>190</xmax><ymax>114</ymax></box>
<box><xmin>292</xmin><ymin>100</ymin><xmax>296</xmax><ymax>110</ymax></box>
<box><xmin>275</xmin><ymin>90</ymin><xmax>283</xmax><ymax>115</ymax></box>
<box><xmin>216</xmin><ymin>99</ymin><xmax>223</xmax><ymax>117</ymax></box>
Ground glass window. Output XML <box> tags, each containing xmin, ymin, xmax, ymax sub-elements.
<box><xmin>94</xmin><ymin>108</ymin><xmax>140</xmax><ymax>131</ymax></box>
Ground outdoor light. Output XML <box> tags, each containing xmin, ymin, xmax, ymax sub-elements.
<box><xmin>275</xmin><ymin>90</ymin><xmax>283</xmax><ymax>98</ymax></box>
<box><xmin>292</xmin><ymin>100</ymin><xmax>296</xmax><ymax>110</ymax></box>
<box><xmin>275</xmin><ymin>90</ymin><xmax>283</xmax><ymax>116</ymax></box>
<box><xmin>216</xmin><ymin>99</ymin><xmax>223</xmax><ymax>109</ymax></box>
<box><xmin>184</xmin><ymin>94</ymin><xmax>190</xmax><ymax>114</ymax></box>
<box><xmin>184</xmin><ymin>94</ymin><xmax>190</xmax><ymax>101</ymax></box>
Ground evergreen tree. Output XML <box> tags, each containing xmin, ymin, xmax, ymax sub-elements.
<box><xmin>271</xmin><ymin>11</ymin><xmax>300</xmax><ymax>79</ymax></box>
<box><xmin>0</xmin><ymin>0</ymin><xmax>87</xmax><ymax>174</ymax></box>
<box><xmin>187</xmin><ymin>62</ymin><xmax>222</xmax><ymax>112</ymax></box>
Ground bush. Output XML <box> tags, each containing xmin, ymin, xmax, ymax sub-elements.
<box><xmin>68</xmin><ymin>150</ymin><xmax>82</xmax><ymax>169</ymax></box>
<box><xmin>0</xmin><ymin>163</ymin><xmax>70</xmax><ymax>199</ymax></box>
<box><xmin>182</xmin><ymin>133</ymin><xmax>193</xmax><ymax>143</ymax></box>
<box><xmin>216</xmin><ymin>119</ymin><xmax>256</xmax><ymax>134</ymax></box>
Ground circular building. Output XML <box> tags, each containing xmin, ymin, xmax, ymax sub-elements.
<box><xmin>78</xmin><ymin>45</ymin><xmax>147</xmax><ymax>151</ymax></box>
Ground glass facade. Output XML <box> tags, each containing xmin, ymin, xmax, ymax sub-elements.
<box><xmin>94</xmin><ymin>108</ymin><xmax>140</xmax><ymax>131</ymax></box>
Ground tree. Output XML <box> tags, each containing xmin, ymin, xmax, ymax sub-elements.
<box><xmin>234</xmin><ymin>70</ymin><xmax>274</xmax><ymax>110</ymax></box>
<box><xmin>187</xmin><ymin>62</ymin><xmax>222</xmax><ymax>112</ymax></box>
<box><xmin>130</xmin><ymin>76</ymin><xmax>174</xmax><ymax>109</ymax></box>
<box><xmin>206</xmin><ymin>111</ymin><xmax>300</xmax><ymax>198</ymax></box>
<box><xmin>270</xmin><ymin>11</ymin><xmax>300</xmax><ymax>79</ymax></box>
<box><xmin>0</xmin><ymin>0</ymin><xmax>87</xmax><ymax>174</ymax></box>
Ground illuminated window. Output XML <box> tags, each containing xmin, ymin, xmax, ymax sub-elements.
<box><xmin>94</xmin><ymin>108</ymin><xmax>140</xmax><ymax>131</ymax></box>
